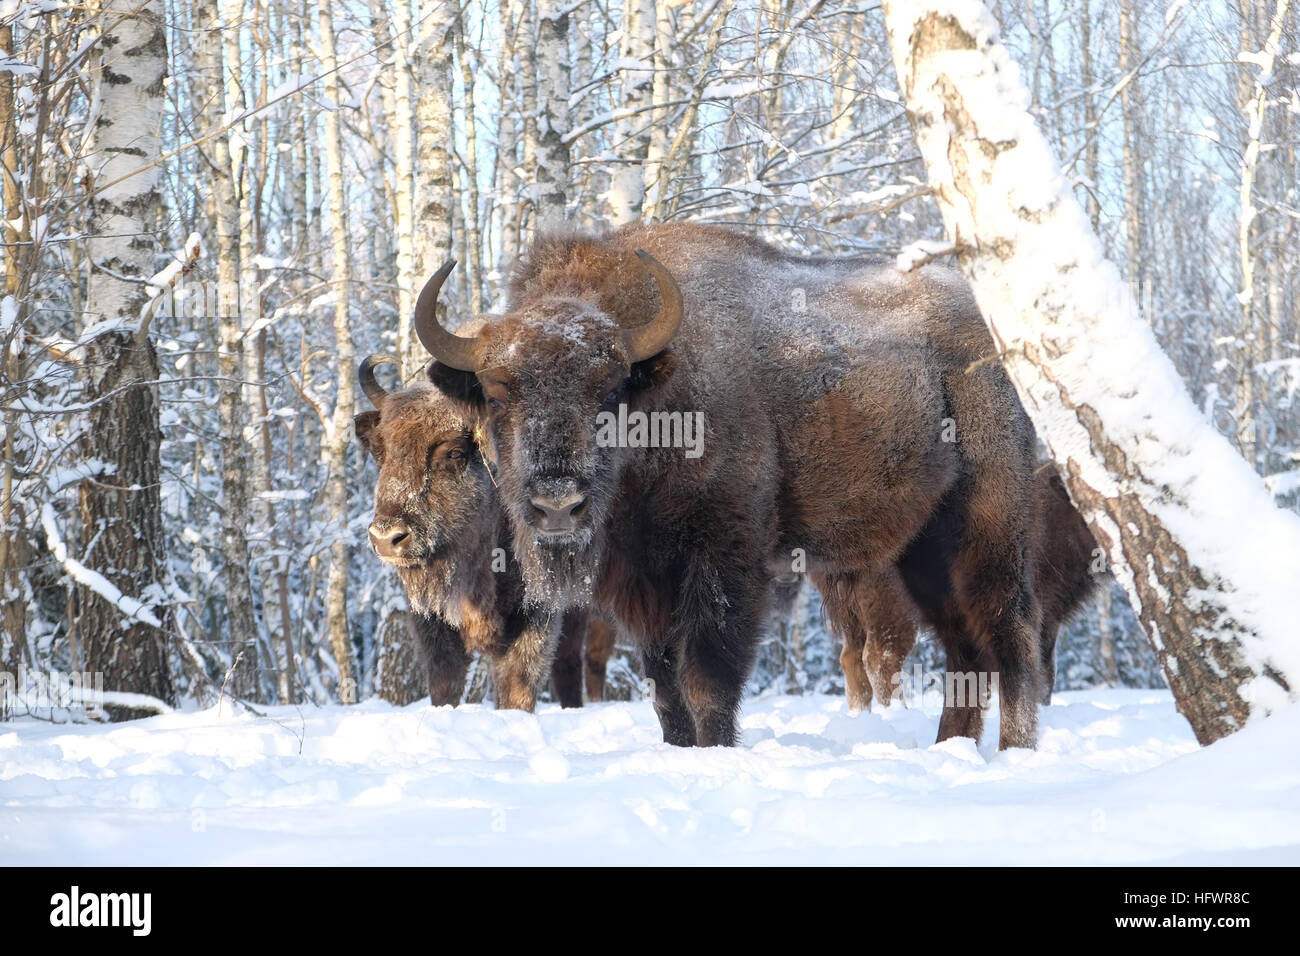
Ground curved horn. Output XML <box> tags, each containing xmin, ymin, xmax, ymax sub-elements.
<box><xmin>625</xmin><ymin>249</ymin><xmax>683</xmax><ymax>362</ymax></box>
<box><xmin>414</xmin><ymin>259</ymin><xmax>479</xmax><ymax>371</ymax></box>
<box><xmin>359</xmin><ymin>354</ymin><xmax>399</xmax><ymax>408</ymax></box>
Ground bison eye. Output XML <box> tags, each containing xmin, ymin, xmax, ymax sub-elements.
<box><xmin>446</xmin><ymin>447</ymin><xmax>466</xmax><ymax>460</ymax></box>
<box><xmin>487</xmin><ymin>396</ymin><xmax>503</xmax><ymax>411</ymax></box>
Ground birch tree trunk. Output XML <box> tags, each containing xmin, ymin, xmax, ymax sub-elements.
<box><xmin>454</xmin><ymin>17</ymin><xmax>484</xmax><ymax>314</ymax></box>
<box><xmin>641</xmin><ymin>0</ymin><xmax>674</xmax><ymax>220</ymax></box>
<box><xmin>80</xmin><ymin>0</ymin><xmax>173</xmax><ymax>713</ymax></box>
<box><xmin>1078</xmin><ymin>0</ymin><xmax>1099</xmax><ymax>231</ymax></box>
<box><xmin>534</xmin><ymin>0</ymin><xmax>571</xmax><ymax>230</ymax></box>
<box><xmin>572</xmin><ymin>6</ymin><xmax>600</xmax><ymax>223</ymax></box>
<box><xmin>606</xmin><ymin>0</ymin><xmax>656</xmax><ymax>225</ymax></box>
<box><xmin>494</xmin><ymin>1</ymin><xmax>522</xmax><ymax>286</ymax></box>
<box><xmin>318</xmin><ymin>0</ymin><xmax>357</xmax><ymax>702</ymax></box>
<box><xmin>882</xmin><ymin>0</ymin><xmax>1300</xmax><ymax>745</ymax></box>
<box><xmin>411</xmin><ymin>2</ymin><xmax>454</xmax><ymax>372</ymax></box>
<box><xmin>1235</xmin><ymin>0</ymin><xmax>1290</xmax><ymax>472</ymax></box>
<box><xmin>1</xmin><ymin>19</ymin><xmax>27</xmax><ymax>682</ymax></box>
<box><xmin>390</xmin><ymin>0</ymin><xmax>419</xmax><ymax>344</ymax></box>
<box><xmin>518</xmin><ymin>1</ymin><xmax>539</xmax><ymax>240</ymax></box>
<box><xmin>1118</xmin><ymin>0</ymin><xmax>1145</xmax><ymax>307</ymax></box>
<box><xmin>224</xmin><ymin>0</ymin><xmax>273</xmax><ymax>701</ymax></box>
<box><xmin>196</xmin><ymin>0</ymin><xmax>259</xmax><ymax>696</ymax></box>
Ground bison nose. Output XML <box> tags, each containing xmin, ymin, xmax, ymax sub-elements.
<box><xmin>369</xmin><ymin>520</ymin><xmax>412</xmax><ymax>558</ymax></box>
<box><xmin>529</xmin><ymin>486</ymin><xmax>589</xmax><ymax>534</ymax></box>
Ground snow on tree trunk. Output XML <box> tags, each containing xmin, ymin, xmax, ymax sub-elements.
<box><xmin>454</xmin><ymin>18</ymin><xmax>484</xmax><ymax>315</ymax></box>
<box><xmin>412</xmin><ymin>4</ymin><xmax>454</xmax><ymax>372</ymax></box>
<box><xmin>80</xmin><ymin>0</ymin><xmax>173</xmax><ymax>715</ymax></box>
<box><xmin>534</xmin><ymin>0</ymin><xmax>571</xmax><ymax>230</ymax></box>
<box><xmin>318</xmin><ymin>0</ymin><xmax>357</xmax><ymax>703</ymax></box>
<box><xmin>494</xmin><ymin>1</ymin><xmax>522</xmax><ymax>289</ymax></box>
<box><xmin>641</xmin><ymin>0</ymin><xmax>674</xmax><ymax>220</ymax></box>
<box><xmin>606</xmin><ymin>0</ymin><xmax>655</xmax><ymax>225</ymax></box>
<box><xmin>1236</xmin><ymin>0</ymin><xmax>1291</xmax><ymax>471</ymax></box>
<box><xmin>391</xmin><ymin>0</ymin><xmax>419</xmax><ymax>343</ymax></box>
<box><xmin>881</xmin><ymin>0</ymin><xmax>1300</xmax><ymax>744</ymax></box>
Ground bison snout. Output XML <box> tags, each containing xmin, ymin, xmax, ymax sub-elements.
<box><xmin>528</xmin><ymin>480</ymin><xmax>590</xmax><ymax>535</ymax></box>
<box><xmin>369</xmin><ymin>519</ymin><xmax>413</xmax><ymax>559</ymax></box>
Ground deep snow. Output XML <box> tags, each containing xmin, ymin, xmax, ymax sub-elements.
<box><xmin>2</xmin><ymin>690</ymin><xmax>1298</xmax><ymax>865</ymax></box>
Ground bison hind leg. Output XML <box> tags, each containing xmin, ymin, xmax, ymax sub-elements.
<box><xmin>1038</xmin><ymin>623</ymin><xmax>1059</xmax><ymax>706</ymax></box>
<box><xmin>584</xmin><ymin>614</ymin><xmax>615</xmax><ymax>703</ymax></box>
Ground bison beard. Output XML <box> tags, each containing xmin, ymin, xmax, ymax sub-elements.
<box><xmin>419</xmin><ymin>223</ymin><xmax>1070</xmax><ymax>750</ymax></box>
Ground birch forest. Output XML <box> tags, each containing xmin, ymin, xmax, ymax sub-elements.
<box><xmin>3</xmin><ymin>0</ymin><xmax>1298</xmax><ymax>717</ymax></box>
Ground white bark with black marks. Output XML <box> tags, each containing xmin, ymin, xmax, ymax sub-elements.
<box><xmin>881</xmin><ymin>0</ymin><xmax>1300</xmax><ymax>744</ymax></box>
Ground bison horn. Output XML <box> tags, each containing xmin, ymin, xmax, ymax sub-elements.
<box><xmin>359</xmin><ymin>354</ymin><xmax>400</xmax><ymax>407</ymax></box>
<box><xmin>626</xmin><ymin>250</ymin><xmax>683</xmax><ymax>362</ymax></box>
<box><xmin>414</xmin><ymin>259</ymin><xmax>480</xmax><ymax>371</ymax></box>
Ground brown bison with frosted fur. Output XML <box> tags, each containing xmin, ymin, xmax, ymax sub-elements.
<box><xmin>353</xmin><ymin>355</ymin><xmax>612</xmax><ymax>709</ymax></box>
<box><xmin>824</xmin><ymin>467</ymin><xmax>1098</xmax><ymax>711</ymax></box>
<box><xmin>416</xmin><ymin>222</ymin><xmax>1060</xmax><ymax>750</ymax></box>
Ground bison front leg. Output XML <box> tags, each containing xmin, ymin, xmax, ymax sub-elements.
<box><xmin>950</xmin><ymin>540</ymin><xmax>1044</xmax><ymax>749</ymax></box>
<box><xmin>934</xmin><ymin>634</ymin><xmax>989</xmax><ymax>743</ymax></box>
<box><xmin>411</xmin><ymin>613</ymin><xmax>472</xmax><ymax>706</ymax></box>
<box><xmin>675</xmin><ymin>557</ymin><xmax>767</xmax><ymax>748</ymax></box>
<box><xmin>990</xmin><ymin>604</ymin><xmax>1043</xmax><ymax>750</ymax></box>
<box><xmin>492</xmin><ymin>606</ymin><xmax>560</xmax><ymax>712</ymax></box>
<box><xmin>641</xmin><ymin>642</ymin><xmax>697</xmax><ymax>747</ymax></box>
<box><xmin>551</xmin><ymin>607</ymin><xmax>588</xmax><ymax>708</ymax></box>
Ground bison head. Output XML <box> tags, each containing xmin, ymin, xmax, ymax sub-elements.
<box><xmin>353</xmin><ymin>353</ymin><xmax>497</xmax><ymax>617</ymax></box>
<box><xmin>415</xmin><ymin>251</ymin><xmax>683</xmax><ymax>608</ymax></box>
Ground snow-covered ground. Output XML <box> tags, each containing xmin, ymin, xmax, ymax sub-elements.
<box><xmin>3</xmin><ymin>689</ymin><xmax>1298</xmax><ymax>865</ymax></box>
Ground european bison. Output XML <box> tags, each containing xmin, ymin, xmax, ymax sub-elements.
<box><xmin>820</xmin><ymin>466</ymin><xmax>1098</xmax><ymax>712</ymax></box>
<box><xmin>354</xmin><ymin>352</ymin><xmax>612</xmax><ymax>708</ymax></box>
<box><xmin>418</xmin><ymin>222</ymin><xmax>1053</xmax><ymax>749</ymax></box>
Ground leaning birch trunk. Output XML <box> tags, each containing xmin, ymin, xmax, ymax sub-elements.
<box><xmin>881</xmin><ymin>0</ymin><xmax>1300</xmax><ymax>744</ymax></box>
<box><xmin>534</xmin><ymin>0</ymin><xmax>570</xmax><ymax>230</ymax></box>
<box><xmin>80</xmin><ymin>0</ymin><xmax>173</xmax><ymax>715</ymax></box>
<box><xmin>318</xmin><ymin>0</ymin><xmax>357</xmax><ymax>703</ymax></box>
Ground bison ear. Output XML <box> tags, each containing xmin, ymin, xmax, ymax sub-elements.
<box><xmin>427</xmin><ymin>360</ymin><xmax>484</xmax><ymax>411</ymax></box>
<box><xmin>627</xmin><ymin>349</ymin><xmax>678</xmax><ymax>403</ymax></box>
<box><xmin>354</xmin><ymin>410</ymin><xmax>382</xmax><ymax>459</ymax></box>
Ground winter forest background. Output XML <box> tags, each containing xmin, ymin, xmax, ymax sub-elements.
<box><xmin>1</xmin><ymin>0</ymin><xmax>1297</xmax><ymax>717</ymax></box>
